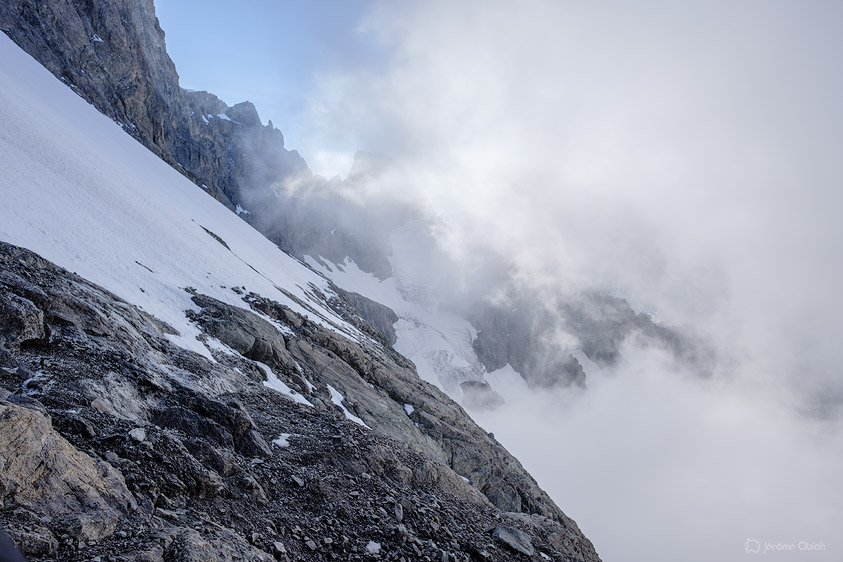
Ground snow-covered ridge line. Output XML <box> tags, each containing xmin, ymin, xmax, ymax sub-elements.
<box><xmin>0</xmin><ymin>34</ymin><xmax>364</xmax><ymax>358</ymax></box>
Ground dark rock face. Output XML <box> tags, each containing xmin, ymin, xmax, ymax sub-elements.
<box><xmin>334</xmin><ymin>288</ymin><xmax>400</xmax><ymax>345</ymax></box>
<box><xmin>471</xmin><ymin>298</ymin><xmax>588</xmax><ymax>389</ymax></box>
<box><xmin>0</xmin><ymin>0</ymin><xmax>307</xmax><ymax>213</ymax></box>
<box><xmin>0</xmin><ymin>241</ymin><xmax>602</xmax><ymax>561</ymax></box>
<box><xmin>560</xmin><ymin>292</ymin><xmax>712</xmax><ymax>371</ymax></box>
<box><xmin>472</xmin><ymin>289</ymin><xmax>713</xmax><ymax>388</ymax></box>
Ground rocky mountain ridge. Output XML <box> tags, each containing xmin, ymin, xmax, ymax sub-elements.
<box><xmin>0</xmin><ymin>0</ymin><xmax>307</xmax><ymax>212</ymax></box>
<box><xmin>0</xmin><ymin>241</ymin><xmax>600</xmax><ymax>561</ymax></box>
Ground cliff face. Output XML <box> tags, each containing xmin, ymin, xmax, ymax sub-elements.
<box><xmin>471</xmin><ymin>302</ymin><xmax>587</xmax><ymax>389</ymax></box>
<box><xmin>0</xmin><ymin>0</ymin><xmax>307</xmax><ymax>211</ymax></box>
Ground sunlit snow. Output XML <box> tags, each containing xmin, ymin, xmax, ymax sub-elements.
<box><xmin>253</xmin><ymin>361</ymin><xmax>313</xmax><ymax>407</ymax></box>
<box><xmin>327</xmin><ymin>384</ymin><xmax>369</xmax><ymax>428</ymax></box>
<box><xmin>0</xmin><ymin>34</ymin><xmax>365</xmax><ymax>363</ymax></box>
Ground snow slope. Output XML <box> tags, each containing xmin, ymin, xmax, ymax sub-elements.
<box><xmin>303</xmin><ymin>254</ymin><xmax>508</xmax><ymax>404</ymax></box>
<box><xmin>0</xmin><ymin>33</ymin><xmax>545</xmax><ymax>414</ymax></box>
<box><xmin>0</xmin><ymin>34</ymin><xmax>362</xmax><ymax>359</ymax></box>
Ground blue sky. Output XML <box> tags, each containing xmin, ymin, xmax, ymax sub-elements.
<box><xmin>155</xmin><ymin>0</ymin><xmax>379</xmax><ymax>175</ymax></box>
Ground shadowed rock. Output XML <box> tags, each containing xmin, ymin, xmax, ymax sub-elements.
<box><xmin>492</xmin><ymin>525</ymin><xmax>535</xmax><ymax>556</ymax></box>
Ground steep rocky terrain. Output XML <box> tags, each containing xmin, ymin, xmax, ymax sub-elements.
<box><xmin>0</xmin><ymin>242</ymin><xmax>600</xmax><ymax>561</ymax></box>
<box><xmin>0</xmin><ymin>1</ymin><xmax>707</xmax><ymax>556</ymax></box>
<box><xmin>0</xmin><ymin>0</ymin><xmax>393</xmax><ymax>278</ymax></box>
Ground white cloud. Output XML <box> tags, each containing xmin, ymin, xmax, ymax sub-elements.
<box><xmin>476</xmin><ymin>343</ymin><xmax>843</xmax><ymax>561</ymax></box>
<box><xmin>303</xmin><ymin>0</ymin><xmax>843</xmax><ymax>388</ymax></box>
<box><xmin>298</xmin><ymin>1</ymin><xmax>843</xmax><ymax>559</ymax></box>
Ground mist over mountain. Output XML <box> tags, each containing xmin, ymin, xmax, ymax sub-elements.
<box><xmin>0</xmin><ymin>0</ymin><xmax>706</xmax><ymax>395</ymax></box>
<box><xmin>1</xmin><ymin>1</ymin><xmax>842</xmax><ymax>561</ymax></box>
<box><xmin>0</xmin><ymin>18</ymin><xmax>601</xmax><ymax>562</ymax></box>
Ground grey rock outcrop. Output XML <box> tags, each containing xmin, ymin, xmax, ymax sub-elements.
<box><xmin>340</xmin><ymin>290</ymin><xmax>399</xmax><ymax>345</ymax></box>
<box><xmin>0</xmin><ymin>400</ymin><xmax>136</xmax><ymax>542</ymax></box>
<box><xmin>0</xmin><ymin>241</ymin><xmax>601</xmax><ymax>561</ymax></box>
<box><xmin>159</xmin><ymin>527</ymin><xmax>274</xmax><ymax>562</ymax></box>
<box><xmin>492</xmin><ymin>525</ymin><xmax>535</xmax><ymax>556</ymax></box>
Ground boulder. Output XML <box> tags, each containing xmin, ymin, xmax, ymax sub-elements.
<box><xmin>0</xmin><ymin>292</ymin><xmax>44</xmax><ymax>349</ymax></box>
<box><xmin>0</xmin><ymin>400</ymin><xmax>135</xmax><ymax>541</ymax></box>
<box><xmin>492</xmin><ymin>526</ymin><xmax>534</xmax><ymax>556</ymax></box>
<box><xmin>161</xmin><ymin>527</ymin><xmax>273</xmax><ymax>562</ymax></box>
<box><xmin>188</xmin><ymin>294</ymin><xmax>298</xmax><ymax>372</ymax></box>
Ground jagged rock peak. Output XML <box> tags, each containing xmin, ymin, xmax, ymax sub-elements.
<box><xmin>0</xmin><ymin>0</ymin><xmax>307</xmax><ymax>210</ymax></box>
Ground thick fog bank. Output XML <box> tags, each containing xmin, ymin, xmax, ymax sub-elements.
<box><xmin>476</xmin><ymin>344</ymin><xmax>843</xmax><ymax>561</ymax></box>
<box><xmin>292</xmin><ymin>1</ymin><xmax>843</xmax><ymax>559</ymax></box>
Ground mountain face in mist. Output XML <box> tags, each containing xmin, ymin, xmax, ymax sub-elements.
<box><xmin>0</xmin><ymin>0</ymin><xmax>709</xmax><ymax>399</ymax></box>
<box><xmin>0</xmin><ymin>0</ymin><xmax>730</xmax><ymax>559</ymax></box>
<box><xmin>0</xmin><ymin>25</ymin><xmax>603</xmax><ymax>562</ymax></box>
<box><xmin>471</xmin><ymin>290</ymin><xmax>713</xmax><ymax>388</ymax></box>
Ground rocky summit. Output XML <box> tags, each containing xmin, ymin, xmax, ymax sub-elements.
<box><xmin>0</xmin><ymin>241</ymin><xmax>600</xmax><ymax>561</ymax></box>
